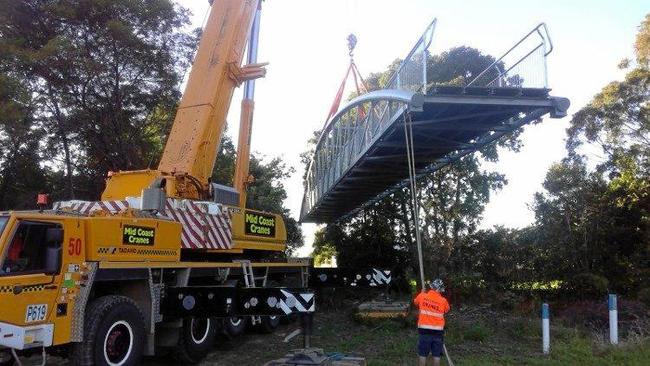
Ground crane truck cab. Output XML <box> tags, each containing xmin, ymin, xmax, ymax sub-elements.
<box><xmin>0</xmin><ymin>211</ymin><xmax>82</xmax><ymax>356</ymax></box>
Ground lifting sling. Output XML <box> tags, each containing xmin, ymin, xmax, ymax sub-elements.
<box><xmin>325</xmin><ymin>34</ymin><xmax>368</xmax><ymax>124</ymax></box>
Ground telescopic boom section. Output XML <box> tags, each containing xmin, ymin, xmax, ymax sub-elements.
<box><xmin>102</xmin><ymin>0</ymin><xmax>266</xmax><ymax>201</ymax></box>
<box><xmin>233</xmin><ymin>4</ymin><xmax>262</xmax><ymax>207</ymax></box>
<box><xmin>158</xmin><ymin>0</ymin><xmax>263</xmax><ymax>188</ymax></box>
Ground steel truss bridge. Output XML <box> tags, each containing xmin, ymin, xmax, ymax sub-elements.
<box><xmin>300</xmin><ymin>20</ymin><xmax>570</xmax><ymax>223</ymax></box>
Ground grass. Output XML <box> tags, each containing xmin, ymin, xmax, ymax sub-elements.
<box><xmin>460</xmin><ymin>337</ymin><xmax>650</xmax><ymax>366</ymax></box>
<box><xmin>46</xmin><ymin>300</ymin><xmax>650</xmax><ymax>365</ymax></box>
<box><xmin>307</xmin><ymin>303</ymin><xmax>650</xmax><ymax>366</ymax></box>
<box><xmin>461</xmin><ymin>322</ymin><xmax>492</xmax><ymax>342</ymax></box>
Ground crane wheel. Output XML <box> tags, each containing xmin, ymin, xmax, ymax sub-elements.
<box><xmin>261</xmin><ymin>280</ymin><xmax>283</xmax><ymax>331</ymax></box>
<box><xmin>0</xmin><ymin>350</ymin><xmax>14</xmax><ymax>366</ymax></box>
<box><xmin>174</xmin><ymin>317</ymin><xmax>217</xmax><ymax>364</ymax></box>
<box><xmin>71</xmin><ymin>295</ymin><xmax>145</xmax><ymax>366</ymax></box>
<box><xmin>259</xmin><ymin>315</ymin><xmax>281</xmax><ymax>334</ymax></box>
<box><xmin>224</xmin><ymin>317</ymin><xmax>248</xmax><ymax>338</ymax></box>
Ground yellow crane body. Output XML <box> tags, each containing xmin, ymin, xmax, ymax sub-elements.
<box><xmin>159</xmin><ymin>0</ymin><xmax>258</xmax><ymax>184</ymax></box>
<box><xmin>101</xmin><ymin>0</ymin><xmax>286</xmax><ymax>252</ymax></box>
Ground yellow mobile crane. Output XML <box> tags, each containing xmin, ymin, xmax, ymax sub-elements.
<box><xmin>101</xmin><ymin>0</ymin><xmax>284</xmax><ymax>253</ymax></box>
<box><xmin>0</xmin><ymin>1</ymin><xmax>317</xmax><ymax>365</ymax></box>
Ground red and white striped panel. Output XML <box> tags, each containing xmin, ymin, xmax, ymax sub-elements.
<box><xmin>53</xmin><ymin>200</ymin><xmax>129</xmax><ymax>215</ymax></box>
<box><xmin>164</xmin><ymin>199</ymin><xmax>232</xmax><ymax>250</ymax></box>
<box><xmin>54</xmin><ymin>198</ymin><xmax>233</xmax><ymax>250</ymax></box>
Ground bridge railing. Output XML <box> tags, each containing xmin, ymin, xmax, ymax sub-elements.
<box><xmin>467</xmin><ymin>23</ymin><xmax>552</xmax><ymax>89</ymax></box>
<box><xmin>386</xmin><ymin>19</ymin><xmax>437</xmax><ymax>93</ymax></box>
<box><xmin>301</xmin><ymin>91</ymin><xmax>420</xmax><ymax>221</ymax></box>
<box><xmin>301</xmin><ymin>20</ymin><xmax>439</xmax><ymax>220</ymax></box>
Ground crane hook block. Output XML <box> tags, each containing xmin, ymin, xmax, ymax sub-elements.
<box><xmin>347</xmin><ymin>34</ymin><xmax>357</xmax><ymax>56</ymax></box>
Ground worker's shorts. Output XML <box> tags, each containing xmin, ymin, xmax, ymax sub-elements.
<box><xmin>417</xmin><ymin>332</ymin><xmax>444</xmax><ymax>357</ymax></box>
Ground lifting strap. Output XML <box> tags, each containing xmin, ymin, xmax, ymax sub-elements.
<box><xmin>325</xmin><ymin>34</ymin><xmax>368</xmax><ymax>124</ymax></box>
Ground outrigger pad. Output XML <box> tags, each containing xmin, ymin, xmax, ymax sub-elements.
<box><xmin>162</xmin><ymin>286</ymin><xmax>315</xmax><ymax>318</ymax></box>
<box><xmin>356</xmin><ymin>299</ymin><xmax>410</xmax><ymax>320</ymax></box>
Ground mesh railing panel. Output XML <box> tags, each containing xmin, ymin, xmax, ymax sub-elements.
<box><xmin>467</xmin><ymin>23</ymin><xmax>551</xmax><ymax>89</ymax></box>
<box><xmin>387</xmin><ymin>19</ymin><xmax>436</xmax><ymax>92</ymax></box>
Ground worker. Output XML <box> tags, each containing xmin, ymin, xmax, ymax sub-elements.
<box><xmin>413</xmin><ymin>278</ymin><xmax>450</xmax><ymax>366</ymax></box>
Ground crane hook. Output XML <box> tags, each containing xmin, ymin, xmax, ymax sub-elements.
<box><xmin>347</xmin><ymin>33</ymin><xmax>357</xmax><ymax>57</ymax></box>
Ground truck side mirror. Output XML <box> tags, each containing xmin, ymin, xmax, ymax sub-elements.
<box><xmin>44</xmin><ymin>228</ymin><xmax>63</xmax><ymax>274</ymax></box>
<box><xmin>46</xmin><ymin>228</ymin><xmax>63</xmax><ymax>244</ymax></box>
<box><xmin>44</xmin><ymin>245</ymin><xmax>61</xmax><ymax>275</ymax></box>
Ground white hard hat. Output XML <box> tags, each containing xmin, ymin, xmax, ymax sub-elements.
<box><xmin>429</xmin><ymin>279</ymin><xmax>445</xmax><ymax>292</ymax></box>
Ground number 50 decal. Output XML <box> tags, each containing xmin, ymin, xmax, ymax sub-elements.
<box><xmin>68</xmin><ymin>238</ymin><xmax>82</xmax><ymax>256</ymax></box>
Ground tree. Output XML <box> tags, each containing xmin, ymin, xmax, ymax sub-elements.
<box><xmin>448</xmin><ymin>226</ymin><xmax>539</xmax><ymax>291</ymax></box>
<box><xmin>531</xmin><ymin>155</ymin><xmax>649</xmax><ymax>293</ymax></box>
<box><xmin>635</xmin><ymin>14</ymin><xmax>650</xmax><ymax>66</ymax></box>
<box><xmin>567</xmin><ymin>14</ymin><xmax>650</xmax><ymax>174</ymax></box>
<box><xmin>538</xmin><ymin>13</ymin><xmax>650</xmax><ymax>293</ymax></box>
<box><xmin>0</xmin><ymin>1</ymin><xmax>302</xmax><ymax>255</ymax></box>
<box><xmin>248</xmin><ymin>154</ymin><xmax>304</xmax><ymax>256</ymax></box>
<box><xmin>0</xmin><ymin>0</ymin><xmax>198</xmax><ymax>200</ymax></box>
<box><xmin>312</xmin><ymin>228</ymin><xmax>337</xmax><ymax>266</ymax></box>
<box><xmin>0</xmin><ymin>74</ymin><xmax>49</xmax><ymax>209</ymax></box>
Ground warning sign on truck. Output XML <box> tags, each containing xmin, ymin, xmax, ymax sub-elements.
<box><xmin>122</xmin><ymin>225</ymin><xmax>156</xmax><ymax>246</ymax></box>
<box><xmin>244</xmin><ymin>211</ymin><xmax>276</xmax><ymax>237</ymax></box>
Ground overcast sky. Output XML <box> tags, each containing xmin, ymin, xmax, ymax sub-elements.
<box><xmin>178</xmin><ymin>0</ymin><xmax>648</xmax><ymax>256</ymax></box>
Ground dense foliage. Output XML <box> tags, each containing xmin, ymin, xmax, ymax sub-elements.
<box><xmin>0</xmin><ymin>0</ymin><xmax>197</xmax><ymax>200</ymax></box>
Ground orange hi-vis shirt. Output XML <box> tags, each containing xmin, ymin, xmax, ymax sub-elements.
<box><xmin>413</xmin><ymin>290</ymin><xmax>450</xmax><ymax>331</ymax></box>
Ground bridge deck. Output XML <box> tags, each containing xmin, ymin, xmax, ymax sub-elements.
<box><xmin>300</xmin><ymin>21</ymin><xmax>570</xmax><ymax>223</ymax></box>
<box><xmin>300</xmin><ymin>86</ymin><xmax>569</xmax><ymax>222</ymax></box>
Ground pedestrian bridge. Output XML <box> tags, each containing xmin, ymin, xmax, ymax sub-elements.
<box><xmin>300</xmin><ymin>20</ymin><xmax>570</xmax><ymax>223</ymax></box>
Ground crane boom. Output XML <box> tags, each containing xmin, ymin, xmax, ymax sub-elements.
<box><xmin>233</xmin><ymin>4</ymin><xmax>262</xmax><ymax>207</ymax></box>
<box><xmin>102</xmin><ymin>0</ymin><xmax>265</xmax><ymax>201</ymax></box>
<box><xmin>159</xmin><ymin>0</ymin><xmax>261</xmax><ymax>184</ymax></box>
<box><xmin>100</xmin><ymin>0</ymin><xmax>287</xmax><ymax>254</ymax></box>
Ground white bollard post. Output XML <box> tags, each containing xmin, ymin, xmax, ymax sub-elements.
<box><xmin>542</xmin><ymin>303</ymin><xmax>550</xmax><ymax>354</ymax></box>
<box><xmin>609</xmin><ymin>294</ymin><xmax>618</xmax><ymax>345</ymax></box>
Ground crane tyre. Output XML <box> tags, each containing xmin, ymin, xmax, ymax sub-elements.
<box><xmin>224</xmin><ymin>316</ymin><xmax>247</xmax><ymax>338</ymax></box>
<box><xmin>0</xmin><ymin>350</ymin><xmax>14</xmax><ymax>366</ymax></box>
<box><xmin>259</xmin><ymin>315</ymin><xmax>281</xmax><ymax>334</ymax></box>
<box><xmin>71</xmin><ymin>295</ymin><xmax>145</xmax><ymax>366</ymax></box>
<box><xmin>174</xmin><ymin>317</ymin><xmax>217</xmax><ymax>364</ymax></box>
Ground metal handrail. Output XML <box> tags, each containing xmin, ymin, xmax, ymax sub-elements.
<box><xmin>386</xmin><ymin>18</ymin><xmax>437</xmax><ymax>90</ymax></box>
<box><xmin>485</xmin><ymin>43</ymin><xmax>544</xmax><ymax>87</ymax></box>
<box><xmin>467</xmin><ymin>23</ymin><xmax>552</xmax><ymax>87</ymax></box>
<box><xmin>305</xmin><ymin>18</ymin><xmax>437</xmax><ymax>193</ymax></box>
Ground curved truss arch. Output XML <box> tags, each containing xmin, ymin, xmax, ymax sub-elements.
<box><xmin>302</xmin><ymin>90</ymin><xmax>424</xmax><ymax>222</ymax></box>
